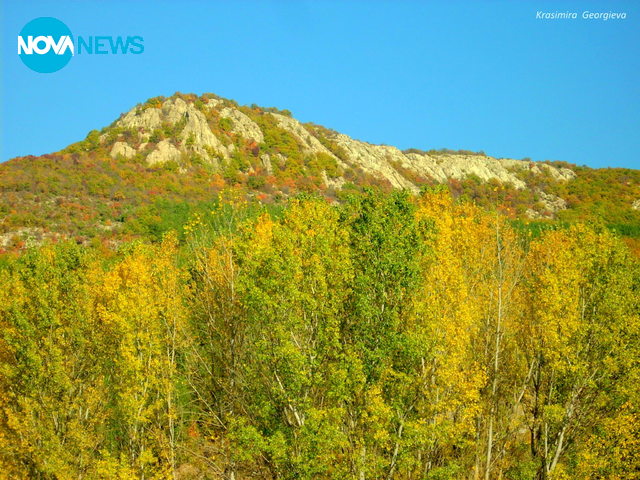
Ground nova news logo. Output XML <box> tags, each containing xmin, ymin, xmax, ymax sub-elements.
<box><xmin>18</xmin><ymin>17</ymin><xmax>144</xmax><ymax>73</ymax></box>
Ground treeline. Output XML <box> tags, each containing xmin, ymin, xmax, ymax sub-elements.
<box><xmin>1</xmin><ymin>190</ymin><xmax>638</xmax><ymax>479</ymax></box>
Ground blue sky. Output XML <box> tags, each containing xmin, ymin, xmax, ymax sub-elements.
<box><xmin>2</xmin><ymin>0</ymin><xmax>639</xmax><ymax>169</ymax></box>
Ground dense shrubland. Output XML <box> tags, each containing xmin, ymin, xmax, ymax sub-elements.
<box><xmin>2</xmin><ymin>147</ymin><xmax>639</xmax><ymax>255</ymax></box>
<box><xmin>1</xmin><ymin>190</ymin><xmax>638</xmax><ymax>479</ymax></box>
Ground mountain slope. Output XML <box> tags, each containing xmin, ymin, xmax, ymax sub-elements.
<box><xmin>1</xmin><ymin>92</ymin><xmax>639</xmax><ymax>250</ymax></box>
<box><xmin>103</xmin><ymin>93</ymin><xmax>576</xmax><ymax>192</ymax></box>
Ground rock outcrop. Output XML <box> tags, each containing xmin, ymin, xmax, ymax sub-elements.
<box><xmin>114</xmin><ymin>97</ymin><xmax>233</xmax><ymax>165</ymax></box>
<box><xmin>110</xmin><ymin>141</ymin><xmax>136</xmax><ymax>159</ymax></box>
<box><xmin>146</xmin><ymin>140</ymin><xmax>182</xmax><ymax>166</ymax></box>
<box><xmin>526</xmin><ymin>190</ymin><xmax>569</xmax><ymax>219</ymax></box>
<box><xmin>219</xmin><ymin>106</ymin><xmax>264</xmax><ymax>143</ymax></box>
<box><xmin>102</xmin><ymin>94</ymin><xmax>577</xmax><ymax>198</ymax></box>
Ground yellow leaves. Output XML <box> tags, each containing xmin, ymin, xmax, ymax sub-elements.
<box><xmin>94</xmin><ymin>451</ymin><xmax>137</xmax><ymax>480</ymax></box>
<box><xmin>416</xmin><ymin>188</ymin><xmax>453</xmax><ymax>219</ymax></box>
<box><xmin>413</xmin><ymin>197</ymin><xmax>493</xmax><ymax>445</ymax></box>
<box><xmin>183</xmin><ymin>212</ymin><xmax>204</xmax><ymax>236</ymax></box>
<box><xmin>2</xmin><ymin>191</ymin><xmax>638</xmax><ymax>478</ymax></box>
<box><xmin>252</xmin><ymin>212</ymin><xmax>275</xmax><ymax>252</ymax></box>
<box><xmin>525</xmin><ymin>233</ymin><xmax>583</xmax><ymax>365</ymax></box>
<box><xmin>200</xmin><ymin>239</ymin><xmax>234</xmax><ymax>289</ymax></box>
<box><xmin>523</xmin><ymin>224</ymin><xmax>627</xmax><ymax>369</ymax></box>
<box><xmin>85</xmin><ymin>241</ymin><xmax>187</xmax><ymax>477</ymax></box>
<box><xmin>414</xmin><ymin>191</ymin><xmax>532</xmax><ymax>464</ymax></box>
<box><xmin>363</xmin><ymin>385</ymin><xmax>392</xmax><ymax>443</ymax></box>
<box><xmin>575</xmin><ymin>402</ymin><xmax>640</xmax><ymax>479</ymax></box>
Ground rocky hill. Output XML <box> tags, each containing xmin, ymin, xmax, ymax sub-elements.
<box><xmin>107</xmin><ymin>95</ymin><xmax>577</xmax><ymax>190</ymax></box>
<box><xmin>1</xmin><ymin>92</ymin><xmax>639</xmax><ymax>250</ymax></box>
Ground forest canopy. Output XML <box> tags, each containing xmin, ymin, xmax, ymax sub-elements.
<box><xmin>1</xmin><ymin>189</ymin><xmax>638</xmax><ymax>479</ymax></box>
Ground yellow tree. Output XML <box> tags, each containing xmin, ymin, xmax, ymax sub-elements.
<box><xmin>410</xmin><ymin>191</ymin><xmax>488</xmax><ymax>477</ymax></box>
<box><xmin>183</xmin><ymin>191</ymin><xmax>266</xmax><ymax>479</ymax></box>
<box><xmin>186</xmin><ymin>231</ymin><xmax>249</xmax><ymax>479</ymax></box>
<box><xmin>414</xmin><ymin>190</ymin><xmax>528</xmax><ymax>479</ymax></box>
<box><xmin>521</xmin><ymin>225</ymin><xmax>639</xmax><ymax>479</ymax></box>
<box><xmin>338</xmin><ymin>190</ymin><xmax>426</xmax><ymax>480</ymax></box>
<box><xmin>94</xmin><ymin>235</ymin><xmax>186</xmax><ymax>479</ymax></box>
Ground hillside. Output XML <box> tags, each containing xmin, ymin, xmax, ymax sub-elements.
<box><xmin>2</xmin><ymin>93</ymin><xmax>639</xmax><ymax>479</ymax></box>
<box><xmin>1</xmin><ymin>92</ymin><xmax>639</xmax><ymax>250</ymax></box>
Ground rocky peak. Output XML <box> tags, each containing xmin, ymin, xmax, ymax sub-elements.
<box><xmin>109</xmin><ymin>97</ymin><xmax>234</xmax><ymax>165</ymax></box>
<box><xmin>100</xmin><ymin>93</ymin><xmax>576</xmax><ymax>203</ymax></box>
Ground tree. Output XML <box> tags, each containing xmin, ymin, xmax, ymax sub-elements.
<box><xmin>338</xmin><ymin>189</ymin><xmax>426</xmax><ymax>479</ymax></box>
<box><xmin>235</xmin><ymin>197</ymin><xmax>353</xmax><ymax>478</ymax></box>
<box><xmin>521</xmin><ymin>225</ymin><xmax>640</xmax><ymax>479</ymax></box>
<box><xmin>0</xmin><ymin>244</ymin><xmax>108</xmax><ymax>479</ymax></box>
<box><xmin>95</xmin><ymin>235</ymin><xmax>187</xmax><ymax>479</ymax></box>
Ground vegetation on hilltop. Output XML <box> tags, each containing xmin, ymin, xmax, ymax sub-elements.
<box><xmin>1</xmin><ymin>93</ymin><xmax>638</xmax><ymax>255</ymax></box>
<box><xmin>0</xmin><ymin>92</ymin><xmax>636</xmax><ymax>254</ymax></box>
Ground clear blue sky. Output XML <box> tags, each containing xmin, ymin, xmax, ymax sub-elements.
<box><xmin>2</xmin><ymin>0</ymin><xmax>639</xmax><ymax>169</ymax></box>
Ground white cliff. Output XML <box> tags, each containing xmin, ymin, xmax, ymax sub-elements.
<box><xmin>103</xmin><ymin>95</ymin><xmax>577</xmax><ymax>199</ymax></box>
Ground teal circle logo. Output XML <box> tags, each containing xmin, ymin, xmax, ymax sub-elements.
<box><xmin>18</xmin><ymin>17</ymin><xmax>74</xmax><ymax>73</ymax></box>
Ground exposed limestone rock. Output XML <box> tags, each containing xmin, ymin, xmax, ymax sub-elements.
<box><xmin>633</xmin><ymin>199</ymin><xmax>640</xmax><ymax>211</ymax></box>
<box><xmin>179</xmin><ymin>105</ymin><xmax>233</xmax><ymax>162</ymax></box>
<box><xmin>220</xmin><ymin>107</ymin><xmax>264</xmax><ymax>143</ymax></box>
<box><xmin>326</xmin><ymin>133</ymin><xmax>574</xmax><ymax>191</ymax></box>
<box><xmin>525</xmin><ymin>190</ymin><xmax>568</xmax><ymax>219</ymax></box>
<box><xmin>114</xmin><ymin>97</ymin><xmax>232</xmax><ymax>165</ymax></box>
<box><xmin>260</xmin><ymin>154</ymin><xmax>273</xmax><ymax>174</ymax></box>
<box><xmin>165</xmin><ymin>97</ymin><xmax>234</xmax><ymax>161</ymax></box>
<box><xmin>407</xmin><ymin>153</ymin><xmax>529</xmax><ymax>188</ymax></box>
<box><xmin>146</xmin><ymin>140</ymin><xmax>182</xmax><ymax>166</ymax></box>
<box><xmin>536</xmin><ymin>190</ymin><xmax>568</xmax><ymax>213</ymax></box>
<box><xmin>118</xmin><ymin>105</ymin><xmax>163</xmax><ymax>132</ymax></box>
<box><xmin>163</xmin><ymin>97</ymin><xmax>190</xmax><ymax>124</ymax></box>
<box><xmin>0</xmin><ymin>227</ymin><xmax>43</xmax><ymax>248</ymax></box>
<box><xmin>538</xmin><ymin>163</ymin><xmax>575</xmax><ymax>182</ymax></box>
<box><xmin>106</xmin><ymin>95</ymin><xmax>577</xmax><ymax>196</ymax></box>
<box><xmin>270</xmin><ymin>153</ymin><xmax>287</xmax><ymax>171</ymax></box>
<box><xmin>110</xmin><ymin>141</ymin><xmax>136</xmax><ymax>159</ymax></box>
<box><xmin>206</xmin><ymin>98</ymin><xmax>224</xmax><ymax>109</ymax></box>
<box><xmin>525</xmin><ymin>209</ymin><xmax>544</xmax><ymax>219</ymax></box>
<box><xmin>333</xmin><ymin>134</ymin><xmax>417</xmax><ymax>190</ymax></box>
<box><xmin>271</xmin><ymin>114</ymin><xmax>340</xmax><ymax>159</ymax></box>
<box><xmin>322</xmin><ymin>171</ymin><xmax>346</xmax><ymax>191</ymax></box>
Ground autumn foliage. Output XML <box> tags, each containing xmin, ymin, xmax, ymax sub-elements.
<box><xmin>0</xmin><ymin>190</ymin><xmax>638</xmax><ymax>479</ymax></box>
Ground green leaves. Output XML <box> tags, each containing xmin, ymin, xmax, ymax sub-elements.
<box><xmin>1</xmin><ymin>191</ymin><xmax>638</xmax><ymax>479</ymax></box>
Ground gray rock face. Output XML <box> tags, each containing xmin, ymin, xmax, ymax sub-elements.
<box><xmin>104</xmin><ymin>96</ymin><xmax>577</xmax><ymax>200</ymax></box>
<box><xmin>118</xmin><ymin>105</ymin><xmax>163</xmax><ymax>132</ymax></box>
<box><xmin>179</xmin><ymin>103</ymin><xmax>234</xmax><ymax>162</ymax></box>
<box><xmin>272</xmin><ymin>114</ymin><xmax>338</xmax><ymax>159</ymax></box>
<box><xmin>403</xmin><ymin>154</ymin><xmax>574</xmax><ymax>188</ymax></box>
<box><xmin>114</xmin><ymin>97</ymin><xmax>233</xmax><ymax>165</ymax></box>
<box><xmin>329</xmin><ymin>138</ymin><xmax>575</xmax><ymax>191</ymax></box>
<box><xmin>146</xmin><ymin>140</ymin><xmax>181</xmax><ymax>166</ymax></box>
<box><xmin>333</xmin><ymin>134</ymin><xmax>416</xmax><ymax>190</ymax></box>
<box><xmin>260</xmin><ymin>154</ymin><xmax>273</xmax><ymax>174</ymax></box>
<box><xmin>220</xmin><ymin>106</ymin><xmax>264</xmax><ymax>143</ymax></box>
<box><xmin>537</xmin><ymin>190</ymin><xmax>568</xmax><ymax>212</ymax></box>
<box><xmin>110</xmin><ymin>141</ymin><xmax>136</xmax><ymax>159</ymax></box>
<box><xmin>266</xmin><ymin>113</ymin><xmax>575</xmax><ymax>192</ymax></box>
<box><xmin>526</xmin><ymin>190</ymin><xmax>568</xmax><ymax>218</ymax></box>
